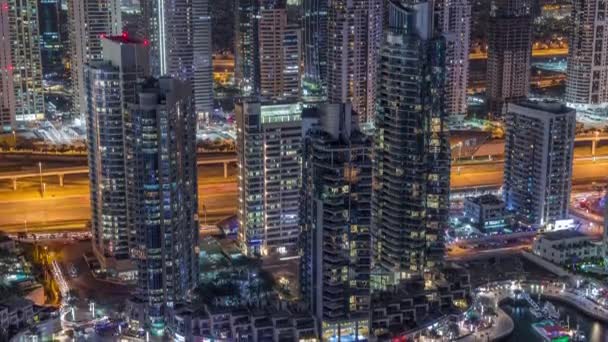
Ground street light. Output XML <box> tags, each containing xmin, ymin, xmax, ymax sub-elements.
<box><xmin>38</xmin><ymin>162</ymin><xmax>43</xmax><ymax>196</ymax></box>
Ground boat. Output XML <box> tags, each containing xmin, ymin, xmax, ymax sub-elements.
<box><xmin>532</xmin><ymin>320</ymin><xmax>571</xmax><ymax>341</ymax></box>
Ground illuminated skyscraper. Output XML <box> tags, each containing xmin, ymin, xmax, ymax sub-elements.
<box><xmin>235</xmin><ymin>0</ymin><xmax>260</xmax><ymax>96</ymax></box>
<box><xmin>86</xmin><ymin>36</ymin><xmax>149</xmax><ymax>263</ymax></box>
<box><xmin>193</xmin><ymin>0</ymin><xmax>213</xmax><ymax>118</ymax></box>
<box><xmin>146</xmin><ymin>0</ymin><xmax>213</xmax><ymax>120</ymax></box>
<box><xmin>435</xmin><ymin>0</ymin><xmax>471</xmax><ymax>122</ymax></box>
<box><xmin>0</xmin><ymin>1</ymin><xmax>12</xmax><ymax>128</ymax></box>
<box><xmin>503</xmin><ymin>100</ymin><xmax>576</xmax><ymax>227</ymax></box>
<box><xmin>258</xmin><ymin>6</ymin><xmax>301</xmax><ymax>99</ymax></box>
<box><xmin>126</xmin><ymin>77</ymin><xmax>199</xmax><ymax>331</ymax></box>
<box><xmin>300</xmin><ymin>103</ymin><xmax>372</xmax><ymax>341</ymax></box>
<box><xmin>566</xmin><ymin>0</ymin><xmax>608</xmax><ymax>109</ymax></box>
<box><xmin>372</xmin><ymin>0</ymin><xmax>449</xmax><ymax>285</ymax></box>
<box><xmin>302</xmin><ymin>0</ymin><xmax>327</xmax><ymax>100</ymax></box>
<box><xmin>0</xmin><ymin>0</ymin><xmax>45</xmax><ymax>125</ymax></box>
<box><xmin>236</xmin><ymin>0</ymin><xmax>300</xmax><ymax>100</ymax></box>
<box><xmin>236</xmin><ymin>100</ymin><xmax>302</xmax><ymax>256</ymax></box>
<box><xmin>69</xmin><ymin>0</ymin><xmax>121</xmax><ymax>115</ymax></box>
<box><xmin>486</xmin><ymin>0</ymin><xmax>532</xmax><ymax>115</ymax></box>
<box><xmin>326</xmin><ymin>0</ymin><xmax>381</xmax><ymax>122</ymax></box>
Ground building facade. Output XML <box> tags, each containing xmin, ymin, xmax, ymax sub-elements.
<box><xmin>464</xmin><ymin>194</ymin><xmax>507</xmax><ymax>233</ymax></box>
<box><xmin>193</xmin><ymin>0</ymin><xmax>213</xmax><ymax>119</ymax></box>
<box><xmin>146</xmin><ymin>0</ymin><xmax>213</xmax><ymax>120</ymax></box>
<box><xmin>503</xmin><ymin>100</ymin><xmax>576</xmax><ymax>227</ymax></box>
<box><xmin>258</xmin><ymin>6</ymin><xmax>300</xmax><ymax>100</ymax></box>
<box><xmin>326</xmin><ymin>0</ymin><xmax>382</xmax><ymax>122</ymax></box>
<box><xmin>566</xmin><ymin>0</ymin><xmax>608</xmax><ymax>108</ymax></box>
<box><xmin>300</xmin><ymin>104</ymin><xmax>372</xmax><ymax>341</ymax></box>
<box><xmin>85</xmin><ymin>36</ymin><xmax>149</xmax><ymax>262</ymax></box>
<box><xmin>486</xmin><ymin>0</ymin><xmax>532</xmax><ymax>115</ymax></box>
<box><xmin>0</xmin><ymin>0</ymin><xmax>45</xmax><ymax>125</ymax></box>
<box><xmin>435</xmin><ymin>0</ymin><xmax>471</xmax><ymax>122</ymax></box>
<box><xmin>533</xmin><ymin>230</ymin><xmax>601</xmax><ymax>265</ymax></box>
<box><xmin>0</xmin><ymin>1</ymin><xmax>13</xmax><ymax>129</ymax></box>
<box><xmin>372</xmin><ymin>0</ymin><xmax>450</xmax><ymax>286</ymax></box>
<box><xmin>69</xmin><ymin>0</ymin><xmax>121</xmax><ymax>115</ymax></box>
<box><xmin>234</xmin><ymin>0</ymin><xmax>260</xmax><ymax>96</ymax></box>
<box><xmin>302</xmin><ymin>0</ymin><xmax>327</xmax><ymax>101</ymax></box>
<box><xmin>236</xmin><ymin>100</ymin><xmax>302</xmax><ymax>256</ymax></box>
<box><xmin>126</xmin><ymin>78</ymin><xmax>199</xmax><ymax>330</ymax></box>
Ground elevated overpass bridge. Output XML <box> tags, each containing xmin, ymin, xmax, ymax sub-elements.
<box><xmin>0</xmin><ymin>156</ymin><xmax>237</xmax><ymax>190</ymax></box>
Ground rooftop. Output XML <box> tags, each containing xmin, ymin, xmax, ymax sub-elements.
<box><xmin>512</xmin><ymin>100</ymin><xmax>574</xmax><ymax>115</ymax></box>
<box><xmin>103</xmin><ymin>34</ymin><xmax>146</xmax><ymax>45</ymax></box>
<box><xmin>541</xmin><ymin>229</ymin><xmax>587</xmax><ymax>241</ymax></box>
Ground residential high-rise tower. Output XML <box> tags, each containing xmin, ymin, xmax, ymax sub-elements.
<box><xmin>146</xmin><ymin>0</ymin><xmax>213</xmax><ymax>120</ymax></box>
<box><xmin>69</xmin><ymin>0</ymin><xmax>121</xmax><ymax>115</ymax></box>
<box><xmin>0</xmin><ymin>0</ymin><xmax>45</xmax><ymax>125</ymax></box>
<box><xmin>372</xmin><ymin>0</ymin><xmax>450</xmax><ymax>286</ymax></box>
<box><xmin>86</xmin><ymin>36</ymin><xmax>149</xmax><ymax>263</ymax></box>
<box><xmin>300</xmin><ymin>103</ymin><xmax>372</xmax><ymax>341</ymax></box>
<box><xmin>302</xmin><ymin>0</ymin><xmax>327</xmax><ymax>101</ymax></box>
<box><xmin>126</xmin><ymin>77</ymin><xmax>199</xmax><ymax>330</ymax></box>
<box><xmin>236</xmin><ymin>100</ymin><xmax>302</xmax><ymax>256</ymax></box>
<box><xmin>258</xmin><ymin>6</ymin><xmax>301</xmax><ymax>99</ymax></box>
<box><xmin>503</xmin><ymin>100</ymin><xmax>576</xmax><ymax>227</ymax></box>
<box><xmin>326</xmin><ymin>0</ymin><xmax>382</xmax><ymax>122</ymax></box>
<box><xmin>486</xmin><ymin>0</ymin><xmax>532</xmax><ymax>115</ymax></box>
<box><xmin>566</xmin><ymin>0</ymin><xmax>608</xmax><ymax>109</ymax></box>
<box><xmin>435</xmin><ymin>0</ymin><xmax>471</xmax><ymax>122</ymax></box>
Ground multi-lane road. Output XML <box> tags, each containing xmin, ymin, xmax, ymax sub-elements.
<box><xmin>0</xmin><ymin>164</ymin><xmax>237</xmax><ymax>232</ymax></box>
<box><xmin>1</xmin><ymin>155</ymin><xmax>607</xmax><ymax>233</ymax></box>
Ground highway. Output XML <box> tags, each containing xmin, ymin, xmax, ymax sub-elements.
<box><xmin>469</xmin><ymin>46</ymin><xmax>568</xmax><ymax>60</ymax></box>
<box><xmin>0</xmin><ymin>155</ymin><xmax>606</xmax><ymax>234</ymax></box>
<box><xmin>0</xmin><ymin>164</ymin><xmax>237</xmax><ymax>233</ymax></box>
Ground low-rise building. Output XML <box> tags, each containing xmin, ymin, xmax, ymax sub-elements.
<box><xmin>464</xmin><ymin>194</ymin><xmax>507</xmax><ymax>233</ymax></box>
<box><xmin>168</xmin><ymin>305</ymin><xmax>318</xmax><ymax>341</ymax></box>
<box><xmin>0</xmin><ymin>297</ymin><xmax>34</xmax><ymax>333</ymax></box>
<box><xmin>533</xmin><ymin>229</ymin><xmax>601</xmax><ymax>265</ymax></box>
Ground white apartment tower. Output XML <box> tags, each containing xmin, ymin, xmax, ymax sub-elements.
<box><xmin>236</xmin><ymin>100</ymin><xmax>302</xmax><ymax>257</ymax></box>
<box><xmin>503</xmin><ymin>100</ymin><xmax>576</xmax><ymax>227</ymax></box>
<box><xmin>566</xmin><ymin>0</ymin><xmax>608</xmax><ymax>109</ymax></box>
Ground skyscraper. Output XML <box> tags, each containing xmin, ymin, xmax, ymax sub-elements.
<box><xmin>258</xmin><ymin>6</ymin><xmax>301</xmax><ymax>99</ymax></box>
<box><xmin>566</xmin><ymin>0</ymin><xmax>608</xmax><ymax>109</ymax></box>
<box><xmin>326</xmin><ymin>0</ymin><xmax>381</xmax><ymax>122</ymax></box>
<box><xmin>86</xmin><ymin>36</ymin><xmax>149</xmax><ymax>264</ymax></box>
<box><xmin>503</xmin><ymin>100</ymin><xmax>576</xmax><ymax>227</ymax></box>
<box><xmin>302</xmin><ymin>0</ymin><xmax>327</xmax><ymax>100</ymax></box>
<box><xmin>486</xmin><ymin>0</ymin><xmax>532</xmax><ymax>115</ymax></box>
<box><xmin>235</xmin><ymin>0</ymin><xmax>260</xmax><ymax>96</ymax></box>
<box><xmin>372</xmin><ymin>0</ymin><xmax>450</xmax><ymax>286</ymax></box>
<box><xmin>69</xmin><ymin>0</ymin><xmax>121</xmax><ymax>115</ymax></box>
<box><xmin>300</xmin><ymin>103</ymin><xmax>372</xmax><ymax>341</ymax></box>
<box><xmin>0</xmin><ymin>0</ymin><xmax>45</xmax><ymax>124</ymax></box>
<box><xmin>435</xmin><ymin>0</ymin><xmax>471</xmax><ymax>122</ymax></box>
<box><xmin>126</xmin><ymin>77</ymin><xmax>199</xmax><ymax>331</ymax></box>
<box><xmin>146</xmin><ymin>0</ymin><xmax>213</xmax><ymax>120</ymax></box>
<box><xmin>236</xmin><ymin>100</ymin><xmax>302</xmax><ymax>256</ymax></box>
<box><xmin>0</xmin><ymin>1</ymin><xmax>13</xmax><ymax>129</ymax></box>
<box><xmin>38</xmin><ymin>0</ymin><xmax>66</xmax><ymax>75</ymax></box>
<box><xmin>193</xmin><ymin>0</ymin><xmax>213</xmax><ymax>118</ymax></box>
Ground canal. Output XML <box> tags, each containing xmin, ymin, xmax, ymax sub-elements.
<box><xmin>502</xmin><ymin>299</ymin><xmax>608</xmax><ymax>341</ymax></box>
